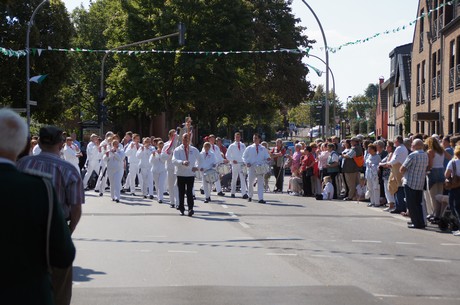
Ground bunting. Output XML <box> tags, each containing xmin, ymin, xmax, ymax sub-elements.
<box><xmin>0</xmin><ymin>1</ymin><xmax>454</xmax><ymax>58</ymax></box>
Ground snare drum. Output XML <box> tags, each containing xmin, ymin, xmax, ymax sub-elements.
<box><xmin>203</xmin><ymin>169</ymin><xmax>219</xmax><ymax>183</ymax></box>
<box><xmin>217</xmin><ymin>163</ymin><xmax>231</xmax><ymax>175</ymax></box>
<box><xmin>254</xmin><ymin>163</ymin><xmax>270</xmax><ymax>175</ymax></box>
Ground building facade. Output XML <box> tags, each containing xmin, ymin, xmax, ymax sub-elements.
<box><xmin>411</xmin><ymin>0</ymin><xmax>460</xmax><ymax>135</ymax></box>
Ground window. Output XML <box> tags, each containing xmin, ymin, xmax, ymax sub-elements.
<box><xmin>420</xmin><ymin>9</ymin><xmax>425</xmax><ymax>52</ymax></box>
<box><xmin>449</xmin><ymin>104</ymin><xmax>454</xmax><ymax>134</ymax></box>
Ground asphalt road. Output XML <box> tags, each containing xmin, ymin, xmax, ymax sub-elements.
<box><xmin>72</xmin><ymin>178</ymin><xmax>460</xmax><ymax>305</ymax></box>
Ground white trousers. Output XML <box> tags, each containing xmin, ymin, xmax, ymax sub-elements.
<box><xmin>108</xmin><ymin>169</ymin><xmax>123</xmax><ymax>200</ymax></box>
<box><xmin>95</xmin><ymin>162</ymin><xmax>107</xmax><ymax>192</ymax></box>
<box><xmin>230</xmin><ymin>164</ymin><xmax>247</xmax><ymax>195</ymax></box>
<box><xmin>166</xmin><ymin>167</ymin><xmax>178</xmax><ymax>206</ymax></box>
<box><xmin>153</xmin><ymin>170</ymin><xmax>167</xmax><ymax>200</ymax></box>
<box><xmin>367</xmin><ymin>177</ymin><xmax>380</xmax><ymax>206</ymax></box>
<box><xmin>140</xmin><ymin>167</ymin><xmax>154</xmax><ymax>196</ymax></box>
<box><xmin>125</xmin><ymin>164</ymin><xmax>140</xmax><ymax>193</ymax></box>
<box><xmin>248</xmin><ymin>167</ymin><xmax>264</xmax><ymax>200</ymax></box>
<box><xmin>83</xmin><ymin>161</ymin><xmax>100</xmax><ymax>188</ymax></box>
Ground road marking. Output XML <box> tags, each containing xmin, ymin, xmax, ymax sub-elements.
<box><xmin>363</xmin><ymin>257</ymin><xmax>396</xmax><ymax>260</ymax></box>
<box><xmin>266</xmin><ymin>253</ymin><xmax>298</xmax><ymax>256</ymax></box>
<box><xmin>414</xmin><ymin>258</ymin><xmax>452</xmax><ymax>263</ymax></box>
<box><xmin>352</xmin><ymin>240</ymin><xmax>382</xmax><ymax>243</ymax></box>
<box><xmin>221</xmin><ymin>204</ymin><xmax>228</xmax><ymax>209</ymax></box>
<box><xmin>440</xmin><ymin>243</ymin><xmax>460</xmax><ymax>246</ymax></box>
<box><xmin>310</xmin><ymin>254</ymin><xmax>344</xmax><ymax>258</ymax></box>
<box><xmin>228</xmin><ymin>212</ymin><xmax>238</xmax><ymax>218</ymax></box>
<box><xmin>137</xmin><ymin>249</ymin><xmax>152</xmax><ymax>253</ymax></box>
<box><xmin>239</xmin><ymin>222</ymin><xmax>250</xmax><ymax>229</ymax></box>
<box><xmin>168</xmin><ymin>250</ymin><xmax>198</xmax><ymax>254</ymax></box>
<box><xmin>396</xmin><ymin>242</ymin><xmax>418</xmax><ymax>245</ymax></box>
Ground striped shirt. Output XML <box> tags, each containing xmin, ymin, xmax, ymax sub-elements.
<box><xmin>401</xmin><ymin>149</ymin><xmax>428</xmax><ymax>190</ymax></box>
<box><xmin>17</xmin><ymin>152</ymin><xmax>85</xmax><ymax>219</ymax></box>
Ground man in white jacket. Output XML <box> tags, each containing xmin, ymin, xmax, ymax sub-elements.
<box><xmin>162</xmin><ymin>129</ymin><xmax>180</xmax><ymax>208</ymax></box>
<box><xmin>226</xmin><ymin>132</ymin><xmax>248</xmax><ymax>199</ymax></box>
<box><xmin>137</xmin><ymin>137</ymin><xmax>155</xmax><ymax>199</ymax></box>
<box><xmin>124</xmin><ymin>133</ymin><xmax>142</xmax><ymax>196</ymax></box>
<box><xmin>82</xmin><ymin>134</ymin><xmax>101</xmax><ymax>190</ymax></box>
<box><xmin>200</xmin><ymin>142</ymin><xmax>217</xmax><ymax>203</ymax></box>
<box><xmin>243</xmin><ymin>133</ymin><xmax>271</xmax><ymax>204</ymax></box>
<box><xmin>173</xmin><ymin>133</ymin><xmax>199</xmax><ymax>216</ymax></box>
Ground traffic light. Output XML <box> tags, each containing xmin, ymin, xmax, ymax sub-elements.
<box><xmin>314</xmin><ymin>103</ymin><xmax>324</xmax><ymax>125</ymax></box>
<box><xmin>101</xmin><ymin>104</ymin><xmax>108</xmax><ymax>123</ymax></box>
<box><xmin>178</xmin><ymin>22</ymin><xmax>186</xmax><ymax>46</ymax></box>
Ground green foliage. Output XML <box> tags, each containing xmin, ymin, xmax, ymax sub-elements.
<box><xmin>0</xmin><ymin>0</ymin><xmax>73</xmax><ymax>126</ymax></box>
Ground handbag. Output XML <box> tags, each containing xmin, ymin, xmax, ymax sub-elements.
<box><xmin>444</xmin><ymin>161</ymin><xmax>460</xmax><ymax>190</ymax></box>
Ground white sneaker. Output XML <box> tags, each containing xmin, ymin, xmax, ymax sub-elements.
<box><xmin>453</xmin><ymin>230</ymin><xmax>460</xmax><ymax>236</ymax></box>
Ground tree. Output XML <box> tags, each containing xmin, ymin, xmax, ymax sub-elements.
<box><xmin>0</xmin><ymin>0</ymin><xmax>73</xmax><ymax>125</ymax></box>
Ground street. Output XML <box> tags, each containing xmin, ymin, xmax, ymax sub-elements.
<box><xmin>72</xmin><ymin>178</ymin><xmax>460</xmax><ymax>305</ymax></box>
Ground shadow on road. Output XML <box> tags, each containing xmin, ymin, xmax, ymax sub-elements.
<box><xmin>73</xmin><ymin>266</ymin><xmax>106</xmax><ymax>282</ymax></box>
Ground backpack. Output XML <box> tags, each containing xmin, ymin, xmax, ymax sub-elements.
<box><xmin>353</xmin><ymin>154</ymin><xmax>364</xmax><ymax>168</ymax></box>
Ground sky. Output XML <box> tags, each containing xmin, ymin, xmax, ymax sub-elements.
<box><xmin>63</xmin><ymin>0</ymin><xmax>420</xmax><ymax>104</ymax></box>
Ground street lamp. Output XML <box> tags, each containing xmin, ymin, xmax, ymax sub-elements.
<box><xmin>301</xmin><ymin>0</ymin><xmax>330</xmax><ymax>136</ymax></box>
<box><xmin>26</xmin><ymin>0</ymin><xmax>49</xmax><ymax>133</ymax></box>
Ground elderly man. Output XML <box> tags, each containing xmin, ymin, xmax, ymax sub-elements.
<box><xmin>17</xmin><ymin>126</ymin><xmax>84</xmax><ymax>305</ymax></box>
<box><xmin>382</xmin><ymin>135</ymin><xmax>408</xmax><ymax>214</ymax></box>
<box><xmin>1</xmin><ymin>109</ymin><xmax>75</xmax><ymax>305</ymax></box>
<box><xmin>400</xmin><ymin>139</ymin><xmax>429</xmax><ymax>229</ymax></box>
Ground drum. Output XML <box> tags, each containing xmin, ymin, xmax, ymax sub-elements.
<box><xmin>203</xmin><ymin>169</ymin><xmax>219</xmax><ymax>183</ymax></box>
<box><xmin>217</xmin><ymin>163</ymin><xmax>231</xmax><ymax>175</ymax></box>
<box><xmin>254</xmin><ymin>163</ymin><xmax>270</xmax><ymax>175</ymax></box>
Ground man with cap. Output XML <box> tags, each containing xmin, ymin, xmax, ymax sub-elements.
<box><xmin>82</xmin><ymin>133</ymin><xmax>101</xmax><ymax>190</ymax></box>
<box><xmin>0</xmin><ymin>109</ymin><xmax>75</xmax><ymax>305</ymax></box>
<box><xmin>17</xmin><ymin>125</ymin><xmax>84</xmax><ymax>305</ymax></box>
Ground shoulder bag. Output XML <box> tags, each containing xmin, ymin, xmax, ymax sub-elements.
<box><xmin>444</xmin><ymin>160</ymin><xmax>460</xmax><ymax>190</ymax></box>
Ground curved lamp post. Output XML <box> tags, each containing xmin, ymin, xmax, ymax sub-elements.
<box><xmin>301</xmin><ymin>0</ymin><xmax>330</xmax><ymax>136</ymax></box>
<box><xmin>26</xmin><ymin>0</ymin><xmax>49</xmax><ymax>133</ymax></box>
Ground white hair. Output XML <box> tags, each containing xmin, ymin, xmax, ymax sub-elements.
<box><xmin>0</xmin><ymin>108</ymin><xmax>28</xmax><ymax>157</ymax></box>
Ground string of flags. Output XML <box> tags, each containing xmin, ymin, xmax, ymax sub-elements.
<box><xmin>0</xmin><ymin>1</ymin><xmax>454</xmax><ymax>58</ymax></box>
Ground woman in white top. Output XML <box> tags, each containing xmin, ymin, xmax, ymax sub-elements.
<box><xmin>426</xmin><ymin>136</ymin><xmax>451</xmax><ymax>222</ymax></box>
<box><xmin>105</xmin><ymin>140</ymin><xmax>125</xmax><ymax>202</ymax></box>
<box><xmin>445</xmin><ymin>145</ymin><xmax>460</xmax><ymax>236</ymax></box>
<box><xmin>149</xmin><ymin>141</ymin><xmax>167</xmax><ymax>203</ymax></box>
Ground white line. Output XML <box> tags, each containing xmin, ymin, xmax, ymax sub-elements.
<box><xmin>440</xmin><ymin>243</ymin><xmax>460</xmax><ymax>246</ymax></box>
<box><xmin>137</xmin><ymin>249</ymin><xmax>152</xmax><ymax>253</ymax></box>
<box><xmin>414</xmin><ymin>258</ymin><xmax>452</xmax><ymax>263</ymax></box>
<box><xmin>352</xmin><ymin>240</ymin><xmax>382</xmax><ymax>243</ymax></box>
<box><xmin>310</xmin><ymin>254</ymin><xmax>344</xmax><ymax>258</ymax></box>
<box><xmin>363</xmin><ymin>257</ymin><xmax>396</xmax><ymax>260</ymax></box>
<box><xmin>221</xmin><ymin>204</ymin><xmax>228</xmax><ymax>209</ymax></box>
<box><xmin>168</xmin><ymin>250</ymin><xmax>198</xmax><ymax>254</ymax></box>
<box><xmin>266</xmin><ymin>253</ymin><xmax>298</xmax><ymax>256</ymax></box>
<box><xmin>228</xmin><ymin>212</ymin><xmax>238</xmax><ymax>218</ymax></box>
<box><xmin>239</xmin><ymin>222</ymin><xmax>250</xmax><ymax>229</ymax></box>
<box><xmin>396</xmin><ymin>242</ymin><xmax>418</xmax><ymax>245</ymax></box>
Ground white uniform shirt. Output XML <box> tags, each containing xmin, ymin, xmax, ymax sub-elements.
<box><xmin>149</xmin><ymin>151</ymin><xmax>166</xmax><ymax>173</ymax></box>
<box><xmin>242</xmin><ymin>143</ymin><xmax>270</xmax><ymax>166</ymax></box>
<box><xmin>137</xmin><ymin>145</ymin><xmax>155</xmax><ymax>169</ymax></box>
<box><xmin>209</xmin><ymin>144</ymin><xmax>224</xmax><ymax>163</ymax></box>
<box><xmin>172</xmin><ymin>144</ymin><xmax>200</xmax><ymax>177</ymax></box>
<box><xmin>105</xmin><ymin>147</ymin><xmax>125</xmax><ymax>173</ymax></box>
<box><xmin>62</xmin><ymin>143</ymin><xmax>80</xmax><ymax>169</ymax></box>
<box><xmin>226</xmin><ymin>141</ymin><xmax>246</xmax><ymax>164</ymax></box>
<box><xmin>200</xmin><ymin>150</ymin><xmax>217</xmax><ymax>171</ymax></box>
<box><xmin>125</xmin><ymin>142</ymin><xmax>141</xmax><ymax>167</ymax></box>
<box><xmin>162</xmin><ymin>135</ymin><xmax>180</xmax><ymax>170</ymax></box>
<box><xmin>32</xmin><ymin>144</ymin><xmax>41</xmax><ymax>155</ymax></box>
<box><xmin>86</xmin><ymin>141</ymin><xmax>100</xmax><ymax>166</ymax></box>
